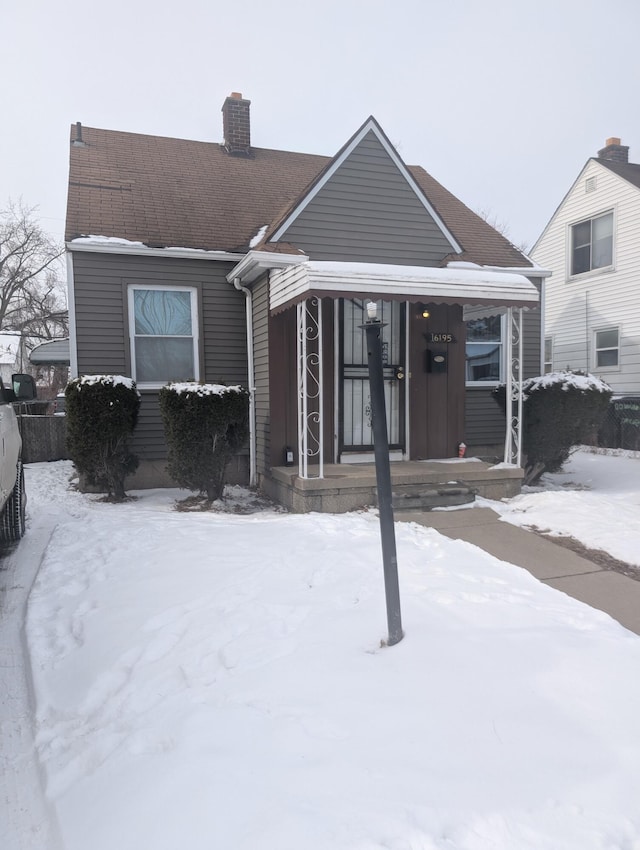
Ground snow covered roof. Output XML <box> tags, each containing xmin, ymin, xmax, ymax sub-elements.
<box><xmin>269</xmin><ymin>261</ymin><xmax>540</xmax><ymax>314</ymax></box>
<box><xmin>29</xmin><ymin>338</ymin><xmax>71</xmax><ymax>365</ymax></box>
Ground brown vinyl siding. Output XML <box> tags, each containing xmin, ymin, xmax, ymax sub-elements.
<box><xmin>280</xmin><ymin>132</ymin><xmax>453</xmax><ymax>265</ymax></box>
<box><xmin>72</xmin><ymin>251</ymin><xmax>245</xmax><ymax>460</ymax></box>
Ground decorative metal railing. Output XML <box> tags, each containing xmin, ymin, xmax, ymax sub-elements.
<box><xmin>504</xmin><ymin>306</ymin><xmax>524</xmax><ymax>466</ymax></box>
<box><xmin>296</xmin><ymin>298</ymin><xmax>324</xmax><ymax>478</ymax></box>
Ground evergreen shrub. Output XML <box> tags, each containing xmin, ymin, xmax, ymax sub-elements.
<box><xmin>493</xmin><ymin>371</ymin><xmax>612</xmax><ymax>485</ymax></box>
<box><xmin>65</xmin><ymin>375</ymin><xmax>141</xmax><ymax>500</ymax></box>
<box><xmin>159</xmin><ymin>382</ymin><xmax>249</xmax><ymax>501</ymax></box>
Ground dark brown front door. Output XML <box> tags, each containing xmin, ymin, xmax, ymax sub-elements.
<box><xmin>408</xmin><ymin>303</ymin><xmax>466</xmax><ymax>459</ymax></box>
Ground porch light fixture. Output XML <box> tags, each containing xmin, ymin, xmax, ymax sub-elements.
<box><xmin>422</xmin><ymin>309</ymin><xmax>430</xmax><ymax>318</ymax></box>
<box><xmin>366</xmin><ymin>300</ymin><xmax>378</xmax><ymax>321</ymax></box>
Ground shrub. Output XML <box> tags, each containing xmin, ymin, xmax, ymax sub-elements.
<box><xmin>65</xmin><ymin>375</ymin><xmax>141</xmax><ymax>500</ymax></box>
<box><xmin>159</xmin><ymin>382</ymin><xmax>249</xmax><ymax>501</ymax></box>
<box><xmin>493</xmin><ymin>371</ymin><xmax>612</xmax><ymax>485</ymax></box>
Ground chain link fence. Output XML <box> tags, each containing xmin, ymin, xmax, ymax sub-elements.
<box><xmin>598</xmin><ymin>397</ymin><xmax>640</xmax><ymax>451</ymax></box>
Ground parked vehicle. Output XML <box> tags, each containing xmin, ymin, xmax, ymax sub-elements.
<box><xmin>0</xmin><ymin>374</ymin><xmax>37</xmax><ymax>542</ymax></box>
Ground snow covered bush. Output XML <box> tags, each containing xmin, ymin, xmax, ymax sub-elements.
<box><xmin>159</xmin><ymin>382</ymin><xmax>249</xmax><ymax>501</ymax></box>
<box><xmin>493</xmin><ymin>371</ymin><xmax>612</xmax><ymax>485</ymax></box>
<box><xmin>65</xmin><ymin>375</ymin><xmax>141</xmax><ymax>500</ymax></box>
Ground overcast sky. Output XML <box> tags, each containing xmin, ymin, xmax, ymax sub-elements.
<box><xmin>4</xmin><ymin>0</ymin><xmax>640</xmax><ymax>253</ymax></box>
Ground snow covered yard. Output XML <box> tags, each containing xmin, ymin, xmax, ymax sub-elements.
<box><xmin>20</xmin><ymin>455</ymin><xmax>640</xmax><ymax>849</ymax></box>
<box><xmin>486</xmin><ymin>447</ymin><xmax>640</xmax><ymax>568</ymax></box>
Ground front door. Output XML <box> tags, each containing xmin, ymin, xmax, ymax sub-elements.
<box><xmin>339</xmin><ymin>299</ymin><xmax>405</xmax><ymax>456</ymax></box>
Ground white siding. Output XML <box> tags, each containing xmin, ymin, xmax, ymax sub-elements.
<box><xmin>532</xmin><ymin>160</ymin><xmax>640</xmax><ymax>394</ymax></box>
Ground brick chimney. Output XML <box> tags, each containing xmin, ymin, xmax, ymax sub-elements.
<box><xmin>222</xmin><ymin>92</ymin><xmax>251</xmax><ymax>156</ymax></box>
<box><xmin>597</xmin><ymin>137</ymin><xmax>629</xmax><ymax>164</ymax></box>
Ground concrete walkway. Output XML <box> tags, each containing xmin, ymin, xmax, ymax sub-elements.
<box><xmin>396</xmin><ymin>507</ymin><xmax>640</xmax><ymax>636</ymax></box>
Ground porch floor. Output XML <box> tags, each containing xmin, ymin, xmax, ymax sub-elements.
<box><xmin>262</xmin><ymin>458</ymin><xmax>523</xmax><ymax>514</ymax></box>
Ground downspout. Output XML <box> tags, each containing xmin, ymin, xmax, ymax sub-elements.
<box><xmin>233</xmin><ymin>277</ymin><xmax>256</xmax><ymax>487</ymax></box>
<box><xmin>66</xmin><ymin>250</ymin><xmax>79</xmax><ymax>378</ymax></box>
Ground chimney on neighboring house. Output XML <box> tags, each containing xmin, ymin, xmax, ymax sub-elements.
<box><xmin>222</xmin><ymin>92</ymin><xmax>251</xmax><ymax>156</ymax></box>
<box><xmin>597</xmin><ymin>137</ymin><xmax>629</xmax><ymax>164</ymax></box>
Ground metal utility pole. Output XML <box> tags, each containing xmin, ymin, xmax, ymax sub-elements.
<box><xmin>362</xmin><ymin>303</ymin><xmax>404</xmax><ymax>646</ymax></box>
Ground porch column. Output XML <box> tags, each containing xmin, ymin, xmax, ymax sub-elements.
<box><xmin>296</xmin><ymin>298</ymin><xmax>324</xmax><ymax>479</ymax></box>
<box><xmin>503</xmin><ymin>306</ymin><xmax>524</xmax><ymax>466</ymax></box>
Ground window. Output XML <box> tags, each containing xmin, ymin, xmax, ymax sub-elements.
<box><xmin>128</xmin><ymin>285</ymin><xmax>199</xmax><ymax>385</ymax></box>
<box><xmin>465</xmin><ymin>315</ymin><xmax>503</xmax><ymax>384</ymax></box>
<box><xmin>571</xmin><ymin>211</ymin><xmax>613</xmax><ymax>275</ymax></box>
<box><xmin>544</xmin><ymin>337</ymin><xmax>553</xmax><ymax>373</ymax></box>
<box><xmin>594</xmin><ymin>327</ymin><xmax>619</xmax><ymax>369</ymax></box>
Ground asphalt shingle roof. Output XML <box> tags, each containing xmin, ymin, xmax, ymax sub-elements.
<box><xmin>66</xmin><ymin>124</ymin><xmax>531</xmax><ymax>269</ymax></box>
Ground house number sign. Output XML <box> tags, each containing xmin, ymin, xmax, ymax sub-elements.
<box><xmin>425</xmin><ymin>332</ymin><xmax>456</xmax><ymax>343</ymax></box>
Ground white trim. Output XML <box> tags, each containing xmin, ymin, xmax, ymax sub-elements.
<box><xmin>270</xmin><ymin>118</ymin><xmax>462</xmax><ymax>254</ymax></box>
<box><xmin>233</xmin><ymin>278</ymin><xmax>256</xmax><ymax>488</ymax></box>
<box><xmin>66</xmin><ymin>251</ymin><xmax>79</xmax><ymax>378</ymax></box>
<box><xmin>127</xmin><ymin>284</ymin><xmax>199</xmax><ymax>387</ymax></box>
<box><xmin>270</xmin><ymin>261</ymin><xmax>540</xmax><ymax>314</ymax></box>
<box><xmin>592</xmin><ymin>325</ymin><xmax>621</xmax><ymax>372</ymax></box>
<box><xmin>228</xmin><ymin>250</ymin><xmax>308</xmax><ymax>285</ymax></box>
<box><xmin>465</xmin><ymin>313</ymin><xmax>506</xmax><ymax>387</ymax></box>
<box><xmin>567</xmin><ymin>207</ymin><xmax>615</xmax><ymax>280</ymax></box>
<box><xmin>67</xmin><ymin>240</ymin><xmax>244</xmax><ymax>262</ymax></box>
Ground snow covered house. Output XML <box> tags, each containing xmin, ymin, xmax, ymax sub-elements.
<box><xmin>532</xmin><ymin>138</ymin><xmax>640</xmax><ymax>394</ymax></box>
<box><xmin>65</xmin><ymin>93</ymin><xmax>545</xmax><ymax>511</ymax></box>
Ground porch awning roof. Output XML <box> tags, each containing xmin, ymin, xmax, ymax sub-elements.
<box><xmin>29</xmin><ymin>338</ymin><xmax>71</xmax><ymax>365</ymax></box>
<box><xmin>269</xmin><ymin>261</ymin><xmax>540</xmax><ymax>314</ymax></box>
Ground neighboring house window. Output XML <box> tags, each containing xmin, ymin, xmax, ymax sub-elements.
<box><xmin>465</xmin><ymin>315</ymin><xmax>503</xmax><ymax>384</ymax></box>
<box><xmin>544</xmin><ymin>337</ymin><xmax>553</xmax><ymax>373</ymax></box>
<box><xmin>128</xmin><ymin>285</ymin><xmax>199</xmax><ymax>384</ymax></box>
<box><xmin>594</xmin><ymin>327</ymin><xmax>619</xmax><ymax>369</ymax></box>
<box><xmin>571</xmin><ymin>211</ymin><xmax>613</xmax><ymax>275</ymax></box>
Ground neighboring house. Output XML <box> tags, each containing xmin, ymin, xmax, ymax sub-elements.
<box><xmin>65</xmin><ymin>93</ymin><xmax>545</xmax><ymax>510</ymax></box>
<box><xmin>0</xmin><ymin>334</ymin><xmax>21</xmax><ymax>385</ymax></box>
<box><xmin>532</xmin><ymin>138</ymin><xmax>640</xmax><ymax>394</ymax></box>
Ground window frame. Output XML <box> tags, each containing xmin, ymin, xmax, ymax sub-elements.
<box><xmin>544</xmin><ymin>336</ymin><xmax>553</xmax><ymax>374</ymax></box>
<box><xmin>593</xmin><ymin>326</ymin><xmax>620</xmax><ymax>372</ymax></box>
<box><xmin>127</xmin><ymin>284</ymin><xmax>200</xmax><ymax>388</ymax></box>
<box><xmin>569</xmin><ymin>210</ymin><xmax>614</xmax><ymax>278</ymax></box>
<box><xmin>465</xmin><ymin>314</ymin><xmax>505</xmax><ymax>387</ymax></box>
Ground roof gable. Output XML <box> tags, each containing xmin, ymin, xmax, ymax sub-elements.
<box><xmin>65</xmin><ymin>120</ymin><xmax>531</xmax><ymax>269</ymax></box>
<box><xmin>270</xmin><ymin>117</ymin><xmax>461</xmax><ymax>257</ymax></box>
<box><xmin>532</xmin><ymin>157</ymin><xmax>640</xmax><ymax>255</ymax></box>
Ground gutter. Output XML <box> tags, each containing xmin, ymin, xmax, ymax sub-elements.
<box><xmin>233</xmin><ymin>277</ymin><xmax>256</xmax><ymax>488</ymax></box>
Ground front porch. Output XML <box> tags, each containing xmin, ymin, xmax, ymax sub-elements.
<box><xmin>261</xmin><ymin>458</ymin><xmax>523</xmax><ymax>514</ymax></box>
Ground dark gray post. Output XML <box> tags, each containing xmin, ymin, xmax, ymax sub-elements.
<box><xmin>363</xmin><ymin>315</ymin><xmax>404</xmax><ymax>646</ymax></box>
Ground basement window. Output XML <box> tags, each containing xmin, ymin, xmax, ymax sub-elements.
<box><xmin>128</xmin><ymin>285</ymin><xmax>199</xmax><ymax>385</ymax></box>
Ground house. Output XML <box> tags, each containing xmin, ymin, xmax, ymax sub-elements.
<box><xmin>532</xmin><ymin>137</ymin><xmax>640</xmax><ymax>394</ymax></box>
<box><xmin>65</xmin><ymin>93</ymin><xmax>546</xmax><ymax>511</ymax></box>
<box><xmin>0</xmin><ymin>334</ymin><xmax>21</xmax><ymax>385</ymax></box>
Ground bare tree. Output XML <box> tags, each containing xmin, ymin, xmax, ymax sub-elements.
<box><xmin>0</xmin><ymin>200</ymin><xmax>67</xmax><ymax>349</ymax></box>
<box><xmin>475</xmin><ymin>206</ymin><xmax>530</xmax><ymax>255</ymax></box>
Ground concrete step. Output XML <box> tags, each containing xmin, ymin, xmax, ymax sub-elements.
<box><xmin>391</xmin><ymin>480</ymin><xmax>477</xmax><ymax>511</ymax></box>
